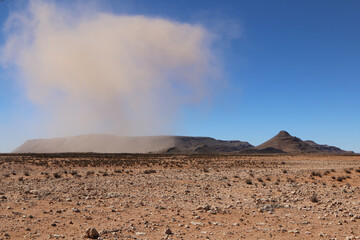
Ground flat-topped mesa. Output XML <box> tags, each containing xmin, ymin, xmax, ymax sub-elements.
<box><xmin>12</xmin><ymin>135</ymin><xmax>177</xmax><ymax>154</ymax></box>
<box><xmin>168</xmin><ymin>136</ymin><xmax>253</xmax><ymax>153</ymax></box>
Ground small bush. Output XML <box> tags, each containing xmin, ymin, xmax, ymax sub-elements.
<box><xmin>344</xmin><ymin>169</ymin><xmax>351</xmax><ymax>174</ymax></box>
<box><xmin>356</xmin><ymin>169</ymin><xmax>360</xmax><ymax>173</ymax></box>
<box><xmin>257</xmin><ymin>177</ymin><xmax>263</xmax><ymax>182</ymax></box>
<box><xmin>114</xmin><ymin>169</ymin><xmax>122</xmax><ymax>173</ymax></box>
<box><xmin>53</xmin><ymin>172</ymin><xmax>61</xmax><ymax>178</ymax></box>
<box><xmin>282</xmin><ymin>170</ymin><xmax>287</xmax><ymax>174</ymax></box>
<box><xmin>331</xmin><ymin>169</ymin><xmax>336</xmax><ymax>172</ymax></box>
<box><xmin>18</xmin><ymin>177</ymin><xmax>24</xmax><ymax>181</ymax></box>
<box><xmin>144</xmin><ymin>169</ymin><xmax>157</xmax><ymax>174</ymax></box>
<box><xmin>310</xmin><ymin>193</ymin><xmax>319</xmax><ymax>203</ymax></box>
<box><xmin>311</xmin><ymin>171</ymin><xmax>322</xmax><ymax>177</ymax></box>
<box><xmin>287</xmin><ymin>178</ymin><xmax>295</xmax><ymax>183</ymax></box>
<box><xmin>24</xmin><ymin>172</ymin><xmax>29</xmax><ymax>176</ymax></box>
<box><xmin>336</xmin><ymin>176</ymin><xmax>345</xmax><ymax>182</ymax></box>
<box><xmin>245</xmin><ymin>179</ymin><xmax>253</xmax><ymax>185</ymax></box>
<box><xmin>86</xmin><ymin>171</ymin><xmax>95</xmax><ymax>176</ymax></box>
<box><xmin>3</xmin><ymin>173</ymin><xmax>10</xmax><ymax>177</ymax></box>
<box><xmin>70</xmin><ymin>170</ymin><xmax>78</xmax><ymax>176</ymax></box>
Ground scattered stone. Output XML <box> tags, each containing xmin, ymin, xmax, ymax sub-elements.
<box><xmin>2</xmin><ymin>155</ymin><xmax>360</xmax><ymax>239</ymax></box>
<box><xmin>191</xmin><ymin>221</ymin><xmax>204</xmax><ymax>226</ymax></box>
<box><xmin>85</xmin><ymin>227</ymin><xmax>99</xmax><ymax>239</ymax></box>
<box><xmin>72</xmin><ymin>208</ymin><xmax>80</xmax><ymax>213</ymax></box>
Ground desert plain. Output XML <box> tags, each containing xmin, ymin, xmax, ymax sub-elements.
<box><xmin>1</xmin><ymin>153</ymin><xmax>360</xmax><ymax>240</ymax></box>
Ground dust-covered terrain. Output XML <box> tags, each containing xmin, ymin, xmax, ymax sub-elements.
<box><xmin>1</xmin><ymin>153</ymin><xmax>360</xmax><ymax>239</ymax></box>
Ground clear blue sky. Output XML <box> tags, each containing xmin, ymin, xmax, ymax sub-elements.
<box><xmin>0</xmin><ymin>0</ymin><xmax>359</xmax><ymax>152</ymax></box>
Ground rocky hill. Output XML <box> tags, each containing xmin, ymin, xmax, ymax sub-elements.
<box><xmin>165</xmin><ymin>136</ymin><xmax>253</xmax><ymax>154</ymax></box>
<box><xmin>13</xmin><ymin>131</ymin><xmax>352</xmax><ymax>154</ymax></box>
<box><xmin>254</xmin><ymin>131</ymin><xmax>352</xmax><ymax>154</ymax></box>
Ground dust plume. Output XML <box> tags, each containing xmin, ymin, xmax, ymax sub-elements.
<box><xmin>1</xmin><ymin>1</ymin><xmax>219</xmax><ymax>143</ymax></box>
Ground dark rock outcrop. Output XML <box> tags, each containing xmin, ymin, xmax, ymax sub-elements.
<box><xmin>254</xmin><ymin>131</ymin><xmax>352</xmax><ymax>154</ymax></box>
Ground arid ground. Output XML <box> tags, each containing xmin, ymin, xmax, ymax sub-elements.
<box><xmin>1</xmin><ymin>153</ymin><xmax>360</xmax><ymax>240</ymax></box>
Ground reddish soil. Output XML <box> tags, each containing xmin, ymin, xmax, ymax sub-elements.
<box><xmin>1</xmin><ymin>153</ymin><xmax>360</xmax><ymax>240</ymax></box>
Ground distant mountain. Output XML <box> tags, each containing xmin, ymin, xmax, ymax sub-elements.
<box><xmin>13</xmin><ymin>131</ymin><xmax>353</xmax><ymax>154</ymax></box>
<box><xmin>12</xmin><ymin>135</ymin><xmax>253</xmax><ymax>154</ymax></box>
<box><xmin>165</xmin><ymin>136</ymin><xmax>253</xmax><ymax>153</ymax></box>
<box><xmin>13</xmin><ymin>135</ymin><xmax>175</xmax><ymax>153</ymax></box>
<box><xmin>303</xmin><ymin>140</ymin><xmax>350</xmax><ymax>153</ymax></box>
<box><xmin>254</xmin><ymin>131</ymin><xmax>352</xmax><ymax>154</ymax></box>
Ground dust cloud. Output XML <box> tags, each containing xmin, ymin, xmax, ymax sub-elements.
<box><xmin>1</xmin><ymin>0</ymin><xmax>219</xmax><ymax>149</ymax></box>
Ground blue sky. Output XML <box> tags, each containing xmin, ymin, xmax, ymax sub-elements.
<box><xmin>0</xmin><ymin>0</ymin><xmax>360</xmax><ymax>152</ymax></box>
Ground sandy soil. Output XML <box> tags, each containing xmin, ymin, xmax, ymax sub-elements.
<box><xmin>1</xmin><ymin>153</ymin><xmax>360</xmax><ymax>240</ymax></box>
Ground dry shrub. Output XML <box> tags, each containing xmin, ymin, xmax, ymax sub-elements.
<box><xmin>310</xmin><ymin>193</ymin><xmax>319</xmax><ymax>203</ymax></box>
<box><xmin>144</xmin><ymin>169</ymin><xmax>156</xmax><ymax>174</ymax></box>
<box><xmin>311</xmin><ymin>171</ymin><xmax>322</xmax><ymax>177</ymax></box>
<box><xmin>336</xmin><ymin>176</ymin><xmax>346</xmax><ymax>182</ymax></box>
<box><xmin>53</xmin><ymin>172</ymin><xmax>62</xmax><ymax>178</ymax></box>
<box><xmin>245</xmin><ymin>179</ymin><xmax>252</xmax><ymax>185</ymax></box>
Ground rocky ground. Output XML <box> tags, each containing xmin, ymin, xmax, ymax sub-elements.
<box><xmin>1</xmin><ymin>153</ymin><xmax>360</xmax><ymax>240</ymax></box>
